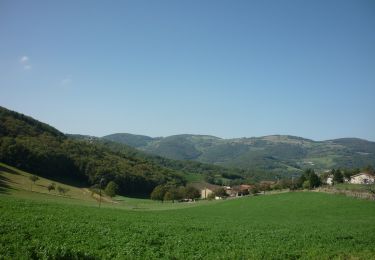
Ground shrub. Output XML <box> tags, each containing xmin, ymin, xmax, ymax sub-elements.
<box><xmin>57</xmin><ymin>186</ymin><xmax>69</xmax><ymax>195</ymax></box>
<box><xmin>214</xmin><ymin>187</ymin><xmax>228</xmax><ymax>198</ymax></box>
<box><xmin>105</xmin><ymin>181</ymin><xmax>119</xmax><ymax>197</ymax></box>
<box><xmin>303</xmin><ymin>180</ymin><xmax>311</xmax><ymax>189</ymax></box>
<box><xmin>47</xmin><ymin>183</ymin><xmax>55</xmax><ymax>192</ymax></box>
<box><xmin>184</xmin><ymin>186</ymin><xmax>200</xmax><ymax>200</ymax></box>
<box><xmin>250</xmin><ymin>186</ymin><xmax>259</xmax><ymax>195</ymax></box>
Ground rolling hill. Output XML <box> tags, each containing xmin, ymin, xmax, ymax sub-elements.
<box><xmin>0</xmin><ymin>106</ymin><xmax>261</xmax><ymax>196</ymax></box>
<box><xmin>103</xmin><ymin>133</ymin><xmax>375</xmax><ymax>175</ymax></box>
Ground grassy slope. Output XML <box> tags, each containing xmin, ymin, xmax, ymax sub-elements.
<box><xmin>0</xmin><ymin>162</ymin><xmax>96</xmax><ymax>202</ymax></box>
<box><xmin>1</xmin><ymin>190</ymin><xmax>375</xmax><ymax>259</ymax></box>
<box><xmin>0</xmin><ymin>162</ymin><xmax>208</xmax><ymax>210</ymax></box>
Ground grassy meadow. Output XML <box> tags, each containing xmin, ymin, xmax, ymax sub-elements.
<box><xmin>0</xmin><ymin>163</ymin><xmax>205</xmax><ymax>211</ymax></box>
<box><xmin>1</xmin><ymin>163</ymin><xmax>375</xmax><ymax>259</ymax></box>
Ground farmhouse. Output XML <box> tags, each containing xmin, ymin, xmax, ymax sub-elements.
<box><xmin>231</xmin><ymin>184</ymin><xmax>253</xmax><ymax>197</ymax></box>
<box><xmin>326</xmin><ymin>175</ymin><xmax>333</xmax><ymax>185</ymax></box>
<box><xmin>350</xmin><ymin>173</ymin><xmax>375</xmax><ymax>184</ymax></box>
<box><xmin>201</xmin><ymin>188</ymin><xmax>214</xmax><ymax>199</ymax></box>
<box><xmin>191</xmin><ymin>183</ymin><xmax>221</xmax><ymax>199</ymax></box>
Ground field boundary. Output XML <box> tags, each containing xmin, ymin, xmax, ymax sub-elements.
<box><xmin>316</xmin><ymin>187</ymin><xmax>375</xmax><ymax>201</ymax></box>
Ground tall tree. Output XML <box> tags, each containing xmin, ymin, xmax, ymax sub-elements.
<box><xmin>150</xmin><ymin>185</ymin><xmax>167</xmax><ymax>202</ymax></box>
<box><xmin>333</xmin><ymin>169</ymin><xmax>344</xmax><ymax>184</ymax></box>
<box><xmin>299</xmin><ymin>169</ymin><xmax>321</xmax><ymax>189</ymax></box>
<box><xmin>29</xmin><ymin>175</ymin><xmax>39</xmax><ymax>191</ymax></box>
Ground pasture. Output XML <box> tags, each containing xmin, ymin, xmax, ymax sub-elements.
<box><xmin>0</xmin><ymin>162</ymin><xmax>201</xmax><ymax>211</ymax></box>
<box><xmin>1</xmin><ymin>191</ymin><xmax>375</xmax><ymax>259</ymax></box>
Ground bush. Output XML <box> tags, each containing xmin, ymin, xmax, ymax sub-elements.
<box><xmin>184</xmin><ymin>186</ymin><xmax>200</xmax><ymax>200</ymax></box>
<box><xmin>250</xmin><ymin>186</ymin><xmax>259</xmax><ymax>195</ymax></box>
<box><xmin>105</xmin><ymin>181</ymin><xmax>119</xmax><ymax>197</ymax></box>
<box><xmin>47</xmin><ymin>183</ymin><xmax>55</xmax><ymax>192</ymax></box>
<box><xmin>303</xmin><ymin>180</ymin><xmax>311</xmax><ymax>189</ymax></box>
<box><xmin>207</xmin><ymin>193</ymin><xmax>215</xmax><ymax>200</ymax></box>
<box><xmin>214</xmin><ymin>187</ymin><xmax>228</xmax><ymax>198</ymax></box>
<box><xmin>29</xmin><ymin>175</ymin><xmax>39</xmax><ymax>183</ymax></box>
<box><xmin>57</xmin><ymin>186</ymin><xmax>69</xmax><ymax>195</ymax></box>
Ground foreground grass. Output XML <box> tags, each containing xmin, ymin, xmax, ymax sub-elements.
<box><xmin>1</xmin><ymin>192</ymin><xmax>375</xmax><ymax>259</ymax></box>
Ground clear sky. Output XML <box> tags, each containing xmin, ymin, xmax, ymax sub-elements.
<box><xmin>1</xmin><ymin>0</ymin><xmax>374</xmax><ymax>141</ymax></box>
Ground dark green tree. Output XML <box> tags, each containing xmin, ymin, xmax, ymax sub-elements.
<box><xmin>333</xmin><ymin>169</ymin><xmax>344</xmax><ymax>184</ymax></box>
<box><xmin>364</xmin><ymin>165</ymin><xmax>374</xmax><ymax>174</ymax></box>
<box><xmin>184</xmin><ymin>186</ymin><xmax>200</xmax><ymax>200</ymax></box>
<box><xmin>150</xmin><ymin>185</ymin><xmax>167</xmax><ymax>202</ymax></box>
<box><xmin>299</xmin><ymin>169</ymin><xmax>320</xmax><ymax>189</ymax></box>
<box><xmin>343</xmin><ymin>170</ymin><xmax>353</xmax><ymax>181</ymax></box>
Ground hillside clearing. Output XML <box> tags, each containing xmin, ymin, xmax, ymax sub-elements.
<box><xmin>0</xmin><ymin>162</ymin><xmax>211</xmax><ymax>210</ymax></box>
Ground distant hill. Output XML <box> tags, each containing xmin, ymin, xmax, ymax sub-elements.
<box><xmin>103</xmin><ymin>133</ymin><xmax>375</xmax><ymax>175</ymax></box>
<box><xmin>102</xmin><ymin>133</ymin><xmax>156</xmax><ymax>148</ymax></box>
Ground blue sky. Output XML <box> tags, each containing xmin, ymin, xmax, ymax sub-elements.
<box><xmin>1</xmin><ymin>0</ymin><xmax>374</xmax><ymax>141</ymax></box>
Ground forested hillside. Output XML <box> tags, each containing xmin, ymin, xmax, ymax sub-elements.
<box><xmin>0</xmin><ymin>107</ymin><xmax>190</xmax><ymax>195</ymax></box>
<box><xmin>103</xmin><ymin>133</ymin><xmax>375</xmax><ymax>175</ymax></box>
<box><xmin>0</xmin><ymin>106</ymin><xmax>259</xmax><ymax>195</ymax></box>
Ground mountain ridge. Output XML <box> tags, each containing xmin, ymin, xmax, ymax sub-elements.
<box><xmin>103</xmin><ymin>133</ymin><xmax>375</xmax><ymax>175</ymax></box>
<box><xmin>103</xmin><ymin>132</ymin><xmax>372</xmax><ymax>144</ymax></box>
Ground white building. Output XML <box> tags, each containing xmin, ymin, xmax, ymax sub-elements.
<box><xmin>201</xmin><ymin>188</ymin><xmax>214</xmax><ymax>199</ymax></box>
<box><xmin>326</xmin><ymin>175</ymin><xmax>333</xmax><ymax>185</ymax></box>
<box><xmin>350</xmin><ymin>173</ymin><xmax>375</xmax><ymax>184</ymax></box>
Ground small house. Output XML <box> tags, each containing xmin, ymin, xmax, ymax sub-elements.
<box><xmin>190</xmin><ymin>183</ymin><xmax>221</xmax><ymax>199</ymax></box>
<box><xmin>326</xmin><ymin>175</ymin><xmax>333</xmax><ymax>185</ymax></box>
<box><xmin>201</xmin><ymin>188</ymin><xmax>214</xmax><ymax>199</ymax></box>
<box><xmin>231</xmin><ymin>184</ymin><xmax>253</xmax><ymax>197</ymax></box>
<box><xmin>349</xmin><ymin>173</ymin><xmax>375</xmax><ymax>184</ymax></box>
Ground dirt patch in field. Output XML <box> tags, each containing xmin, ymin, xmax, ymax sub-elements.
<box><xmin>82</xmin><ymin>188</ymin><xmax>117</xmax><ymax>204</ymax></box>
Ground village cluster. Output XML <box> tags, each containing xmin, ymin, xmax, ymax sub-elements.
<box><xmin>199</xmin><ymin>172</ymin><xmax>375</xmax><ymax>200</ymax></box>
<box><xmin>325</xmin><ymin>172</ymin><xmax>375</xmax><ymax>185</ymax></box>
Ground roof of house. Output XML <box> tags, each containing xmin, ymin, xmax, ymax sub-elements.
<box><xmin>189</xmin><ymin>182</ymin><xmax>221</xmax><ymax>191</ymax></box>
<box><xmin>232</xmin><ymin>184</ymin><xmax>254</xmax><ymax>191</ymax></box>
<box><xmin>260</xmin><ymin>181</ymin><xmax>276</xmax><ymax>185</ymax></box>
<box><xmin>351</xmin><ymin>172</ymin><xmax>375</xmax><ymax>178</ymax></box>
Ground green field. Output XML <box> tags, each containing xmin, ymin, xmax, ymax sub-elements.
<box><xmin>1</xmin><ymin>191</ymin><xmax>375</xmax><ymax>259</ymax></box>
<box><xmin>1</xmin><ymin>163</ymin><xmax>375</xmax><ymax>259</ymax></box>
